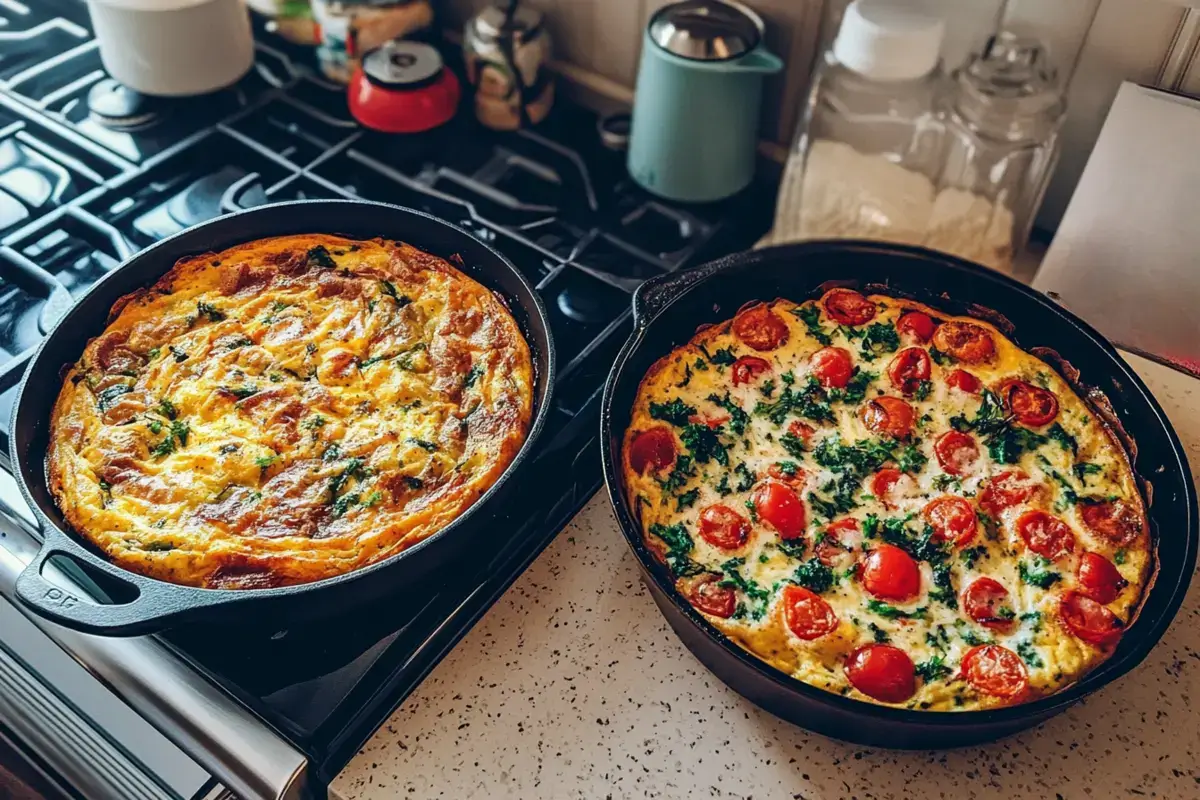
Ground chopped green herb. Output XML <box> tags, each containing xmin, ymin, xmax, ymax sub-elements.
<box><xmin>222</xmin><ymin>385</ymin><xmax>259</xmax><ymax>400</ymax></box>
<box><xmin>707</xmin><ymin>392</ymin><xmax>750</xmax><ymax>436</ymax></box>
<box><xmin>779</xmin><ymin>432</ymin><xmax>807</xmax><ymax>459</ymax></box>
<box><xmin>792</xmin><ymin>304</ymin><xmax>832</xmax><ymax>345</ymax></box>
<box><xmin>858</xmin><ymin>323</ymin><xmax>900</xmax><ymax>361</ymax></box>
<box><xmin>1047</xmin><ymin>422</ymin><xmax>1078</xmax><ymax>454</ymax></box>
<box><xmin>714</xmin><ymin>474</ymin><xmax>732</xmax><ymax>496</ymax></box>
<box><xmin>732</xmin><ymin>463</ymin><xmax>756</xmax><ymax>493</ymax></box>
<box><xmin>867</xmin><ymin>600</ymin><xmax>927</xmax><ymax>620</ymax></box>
<box><xmin>1114</xmin><ymin>549</ymin><xmax>1127</xmax><ymax>565</ymax></box>
<box><xmin>675</xmin><ymin>487</ymin><xmax>700</xmax><ymax>511</ymax></box>
<box><xmin>827</xmin><ymin>369</ymin><xmax>876</xmax><ymax>404</ymax></box>
<box><xmin>754</xmin><ymin>376</ymin><xmax>834</xmax><ymax>425</ymax></box>
<box><xmin>95</xmin><ymin>384</ymin><xmax>133</xmax><ymax>410</ymax></box>
<box><xmin>680</xmin><ymin>423</ymin><xmax>728</xmax><ymax>466</ymax></box>
<box><xmin>744</xmin><ymin>499</ymin><xmax>758</xmax><ymax>522</ymax></box>
<box><xmin>898</xmin><ymin>442</ymin><xmax>927</xmax><ymax>474</ymax></box>
<box><xmin>777</xmin><ymin>540</ymin><xmax>806</xmax><ymax>559</ymax></box>
<box><xmin>1073</xmin><ymin>462</ymin><xmax>1103</xmax><ymax>482</ymax></box>
<box><xmin>929</xmin><ymin>346</ymin><xmax>954</xmax><ymax>366</ymax></box>
<box><xmin>196</xmin><ymin>301</ymin><xmax>226</xmax><ymax>322</ymax></box>
<box><xmin>255</xmin><ymin>454</ymin><xmax>278</xmax><ymax>470</ymax></box>
<box><xmin>462</xmin><ymin>363</ymin><xmax>484</xmax><ymax>390</ymax></box>
<box><xmin>719</xmin><ymin>558</ymin><xmax>771</xmax><ymax>620</ymax></box>
<box><xmin>169</xmin><ymin>420</ymin><xmax>189</xmax><ymax>447</ymax></box>
<box><xmin>148</xmin><ymin>347</ymin><xmax>161</xmax><ymax>359</ymax></box>
<box><xmin>954</xmin><ymin>619</ymin><xmax>994</xmax><ymax>646</ymax></box>
<box><xmin>1019</xmin><ymin>611</ymin><xmax>1044</xmax><ymax>633</ymax></box>
<box><xmin>405</xmin><ymin>437</ymin><xmax>438</xmax><ymax>452</ymax></box>
<box><xmin>792</xmin><ymin>559</ymin><xmax>836</xmax><ymax>593</ymax></box>
<box><xmin>306</xmin><ymin>245</ymin><xmax>337</xmax><ymax>268</ymax></box>
<box><xmin>1018</xmin><ymin>558</ymin><xmax>1061</xmax><ymax>589</ymax></box>
<box><xmin>960</xmin><ymin>546</ymin><xmax>988</xmax><ymax>569</ymax></box>
<box><xmin>327</xmin><ymin>456</ymin><xmax>365</xmax><ymax>502</ymax></box>
<box><xmin>302</xmin><ymin>415</ymin><xmax>326</xmax><ymax>430</ymax></box>
<box><xmin>709</xmin><ymin>347</ymin><xmax>737</xmax><ymax>366</ymax></box>
<box><xmin>675</xmin><ymin>362</ymin><xmax>693</xmax><ymax>388</ymax></box>
<box><xmin>1016</xmin><ymin>640</ymin><xmax>1044</xmax><ymax>668</ymax></box>
<box><xmin>932</xmin><ymin>473</ymin><xmax>962</xmax><ymax>492</ymax></box>
<box><xmin>775</xmin><ymin>460</ymin><xmax>800</xmax><ymax>477</ymax></box>
<box><xmin>869</xmin><ymin>622</ymin><xmax>891</xmax><ymax>643</ymax></box>
<box><xmin>759</xmin><ymin>378</ymin><xmax>776</xmax><ymax>398</ymax></box>
<box><xmin>649</xmin><ymin>398</ymin><xmax>697</xmax><ymax>427</ymax></box>
<box><xmin>914</xmin><ymin>656</ymin><xmax>951</xmax><ymax>683</ymax></box>
<box><xmin>928</xmin><ymin>562</ymin><xmax>957</xmax><ymax>609</ymax></box>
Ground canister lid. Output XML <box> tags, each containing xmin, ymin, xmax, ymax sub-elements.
<box><xmin>832</xmin><ymin>0</ymin><xmax>944</xmax><ymax>81</ymax></box>
<box><xmin>361</xmin><ymin>40</ymin><xmax>443</xmax><ymax>89</ymax></box>
<box><xmin>648</xmin><ymin>1</ymin><xmax>762</xmax><ymax>61</ymax></box>
<box><xmin>470</xmin><ymin>1</ymin><xmax>544</xmax><ymax>45</ymax></box>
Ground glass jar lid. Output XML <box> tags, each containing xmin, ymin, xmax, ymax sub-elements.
<box><xmin>953</xmin><ymin>31</ymin><xmax>1066</xmax><ymax>143</ymax></box>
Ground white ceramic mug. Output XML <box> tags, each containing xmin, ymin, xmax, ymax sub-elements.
<box><xmin>87</xmin><ymin>0</ymin><xmax>255</xmax><ymax>97</ymax></box>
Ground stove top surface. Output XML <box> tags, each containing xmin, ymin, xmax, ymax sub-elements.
<box><xmin>0</xmin><ymin>0</ymin><xmax>773</xmax><ymax>784</ymax></box>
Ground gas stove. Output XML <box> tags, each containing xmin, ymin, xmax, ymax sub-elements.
<box><xmin>0</xmin><ymin>2</ymin><xmax>772</xmax><ymax>798</ymax></box>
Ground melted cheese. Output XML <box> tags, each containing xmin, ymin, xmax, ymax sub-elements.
<box><xmin>623</xmin><ymin>293</ymin><xmax>1150</xmax><ymax>711</ymax></box>
<box><xmin>49</xmin><ymin>235</ymin><xmax>533</xmax><ymax>588</ymax></box>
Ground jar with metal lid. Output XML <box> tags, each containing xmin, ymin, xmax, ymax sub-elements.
<box><xmin>463</xmin><ymin>1</ymin><xmax>553</xmax><ymax>131</ymax></box>
<box><xmin>934</xmin><ymin>31</ymin><xmax>1066</xmax><ymax>271</ymax></box>
<box><xmin>626</xmin><ymin>0</ymin><xmax>781</xmax><ymax>202</ymax></box>
<box><xmin>311</xmin><ymin>0</ymin><xmax>434</xmax><ymax>84</ymax></box>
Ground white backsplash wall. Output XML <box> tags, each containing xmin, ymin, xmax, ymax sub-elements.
<box><xmin>443</xmin><ymin>0</ymin><xmax>1200</xmax><ymax>230</ymax></box>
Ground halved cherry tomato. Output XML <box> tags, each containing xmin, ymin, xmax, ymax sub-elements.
<box><xmin>978</xmin><ymin>470</ymin><xmax>1040</xmax><ymax>517</ymax></box>
<box><xmin>932</xmin><ymin>321</ymin><xmax>995</xmax><ymax>364</ymax></box>
<box><xmin>859</xmin><ymin>396</ymin><xmax>915</xmax><ymax>439</ymax></box>
<box><xmin>887</xmin><ymin>347</ymin><xmax>931</xmax><ymax>395</ymax></box>
<box><xmin>923</xmin><ymin>496</ymin><xmax>978</xmax><ymax>546</ymax></box>
<box><xmin>732</xmin><ymin>356</ymin><xmax>771</xmax><ymax>387</ymax></box>
<box><xmin>823</xmin><ymin>288</ymin><xmax>877</xmax><ymax>326</ymax></box>
<box><xmin>860</xmin><ymin>543</ymin><xmax>921</xmax><ymax>601</ymax></box>
<box><xmin>871</xmin><ymin>468</ymin><xmax>906</xmax><ymax>507</ymax></box>
<box><xmin>768</xmin><ymin>463</ymin><xmax>808</xmax><ymax>489</ymax></box>
<box><xmin>816</xmin><ymin>518</ymin><xmax>859</xmax><ymax>565</ymax></box>
<box><xmin>787</xmin><ymin>420</ymin><xmax>816</xmax><ymax>447</ymax></box>
<box><xmin>897</xmin><ymin>311</ymin><xmax>935</xmax><ymax>343</ymax></box>
<box><xmin>629</xmin><ymin>426</ymin><xmax>676</xmax><ymax>474</ymax></box>
<box><xmin>1060</xmin><ymin>590</ymin><xmax>1123</xmax><ymax>646</ymax></box>
<box><xmin>781</xmin><ymin>585</ymin><xmax>839</xmax><ymax>640</ymax></box>
<box><xmin>732</xmin><ymin>305</ymin><xmax>789</xmax><ymax>351</ymax></box>
<box><xmin>688</xmin><ymin>413</ymin><xmax>730</xmax><ymax>430</ymax></box>
<box><xmin>1077</xmin><ymin>552</ymin><xmax>1128</xmax><ymax>604</ymax></box>
<box><xmin>961</xmin><ymin>645</ymin><xmax>1029</xmax><ymax>699</ymax></box>
<box><xmin>698</xmin><ymin>504</ymin><xmax>751</xmax><ymax>550</ymax></box>
<box><xmin>962</xmin><ymin>577</ymin><xmax>1015</xmax><ymax>628</ymax></box>
<box><xmin>934</xmin><ymin>430</ymin><xmax>979</xmax><ymax>475</ymax></box>
<box><xmin>1016</xmin><ymin>509</ymin><xmax>1076</xmax><ymax>561</ymax></box>
<box><xmin>751</xmin><ymin>480</ymin><xmax>807</xmax><ymax>540</ymax></box>
<box><xmin>811</xmin><ymin>346</ymin><xmax>854</xmax><ymax>388</ymax></box>
<box><xmin>945</xmin><ymin>369</ymin><xmax>981</xmax><ymax>394</ymax></box>
<box><xmin>998</xmin><ymin>380</ymin><xmax>1059</xmax><ymax>426</ymax></box>
<box><xmin>687</xmin><ymin>575</ymin><xmax>736</xmax><ymax>618</ymax></box>
<box><xmin>1080</xmin><ymin>500</ymin><xmax>1142</xmax><ymax>547</ymax></box>
<box><xmin>844</xmin><ymin>644</ymin><xmax>916</xmax><ymax>703</ymax></box>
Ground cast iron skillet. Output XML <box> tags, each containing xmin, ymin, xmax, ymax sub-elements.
<box><xmin>11</xmin><ymin>199</ymin><xmax>556</xmax><ymax>636</ymax></box>
<box><xmin>601</xmin><ymin>241</ymin><xmax>1196</xmax><ymax>749</ymax></box>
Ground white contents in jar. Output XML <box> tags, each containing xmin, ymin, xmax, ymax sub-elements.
<box><xmin>768</xmin><ymin>139</ymin><xmax>1014</xmax><ymax>273</ymax></box>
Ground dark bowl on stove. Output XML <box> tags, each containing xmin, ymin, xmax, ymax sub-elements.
<box><xmin>600</xmin><ymin>241</ymin><xmax>1197</xmax><ymax>748</ymax></box>
<box><xmin>11</xmin><ymin>199</ymin><xmax>556</xmax><ymax>636</ymax></box>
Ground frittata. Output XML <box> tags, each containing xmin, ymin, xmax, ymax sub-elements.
<box><xmin>49</xmin><ymin>235</ymin><xmax>533</xmax><ymax>589</ymax></box>
<box><xmin>622</xmin><ymin>289</ymin><xmax>1150</xmax><ymax>710</ymax></box>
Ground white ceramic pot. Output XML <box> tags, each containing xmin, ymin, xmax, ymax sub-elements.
<box><xmin>87</xmin><ymin>0</ymin><xmax>255</xmax><ymax>97</ymax></box>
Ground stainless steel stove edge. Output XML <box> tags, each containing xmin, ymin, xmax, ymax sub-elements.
<box><xmin>0</xmin><ymin>477</ymin><xmax>310</xmax><ymax>800</ymax></box>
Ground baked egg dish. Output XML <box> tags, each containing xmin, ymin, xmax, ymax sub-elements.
<box><xmin>48</xmin><ymin>235</ymin><xmax>533</xmax><ymax>589</ymax></box>
<box><xmin>622</xmin><ymin>289</ymin><xmax>1150</xmax><ymax>710</ymax></box>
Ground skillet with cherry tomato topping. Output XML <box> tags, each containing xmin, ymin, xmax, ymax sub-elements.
<box><xmin>622</xmin><ymin>290</ymin><xmax>1150</xmax><ymax>711</ymax></box>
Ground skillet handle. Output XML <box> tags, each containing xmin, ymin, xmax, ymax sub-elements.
<box><xmin>632</xmin><ymin>266</ymin><xmax>711</xmax><ymax>328</ymax></box>
<box><xmin>15</xmin><ymin>528</ymin><xmax>225</xmax><ymax>636</ymax></box>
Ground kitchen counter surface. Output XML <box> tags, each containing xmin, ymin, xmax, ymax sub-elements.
<box><xmin>332</xmin><ymin>351</ymin><xmax>1200</xmax><ymax>800</ymax></box>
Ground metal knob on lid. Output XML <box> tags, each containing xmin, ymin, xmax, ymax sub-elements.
<box><xmin>362</xmin><ymin>39</ymin><xmax>444</xmax><ymax>89</ymax></box>
<box><xmin>648</xmin><ymin>0</ymin><xmax>763</xmax><ymax>61</ymax></box>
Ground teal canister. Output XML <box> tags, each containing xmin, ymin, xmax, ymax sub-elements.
<box><xmin>628</xmin><ymin>1</ymin><xmax>783</xmax><ymax>203</ymax></box>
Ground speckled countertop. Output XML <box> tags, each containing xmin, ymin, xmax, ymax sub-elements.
<box><xmin>332</xmin><ymin>351</ymin><xmax>1200</xmax><ymax>800</ymax></box>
